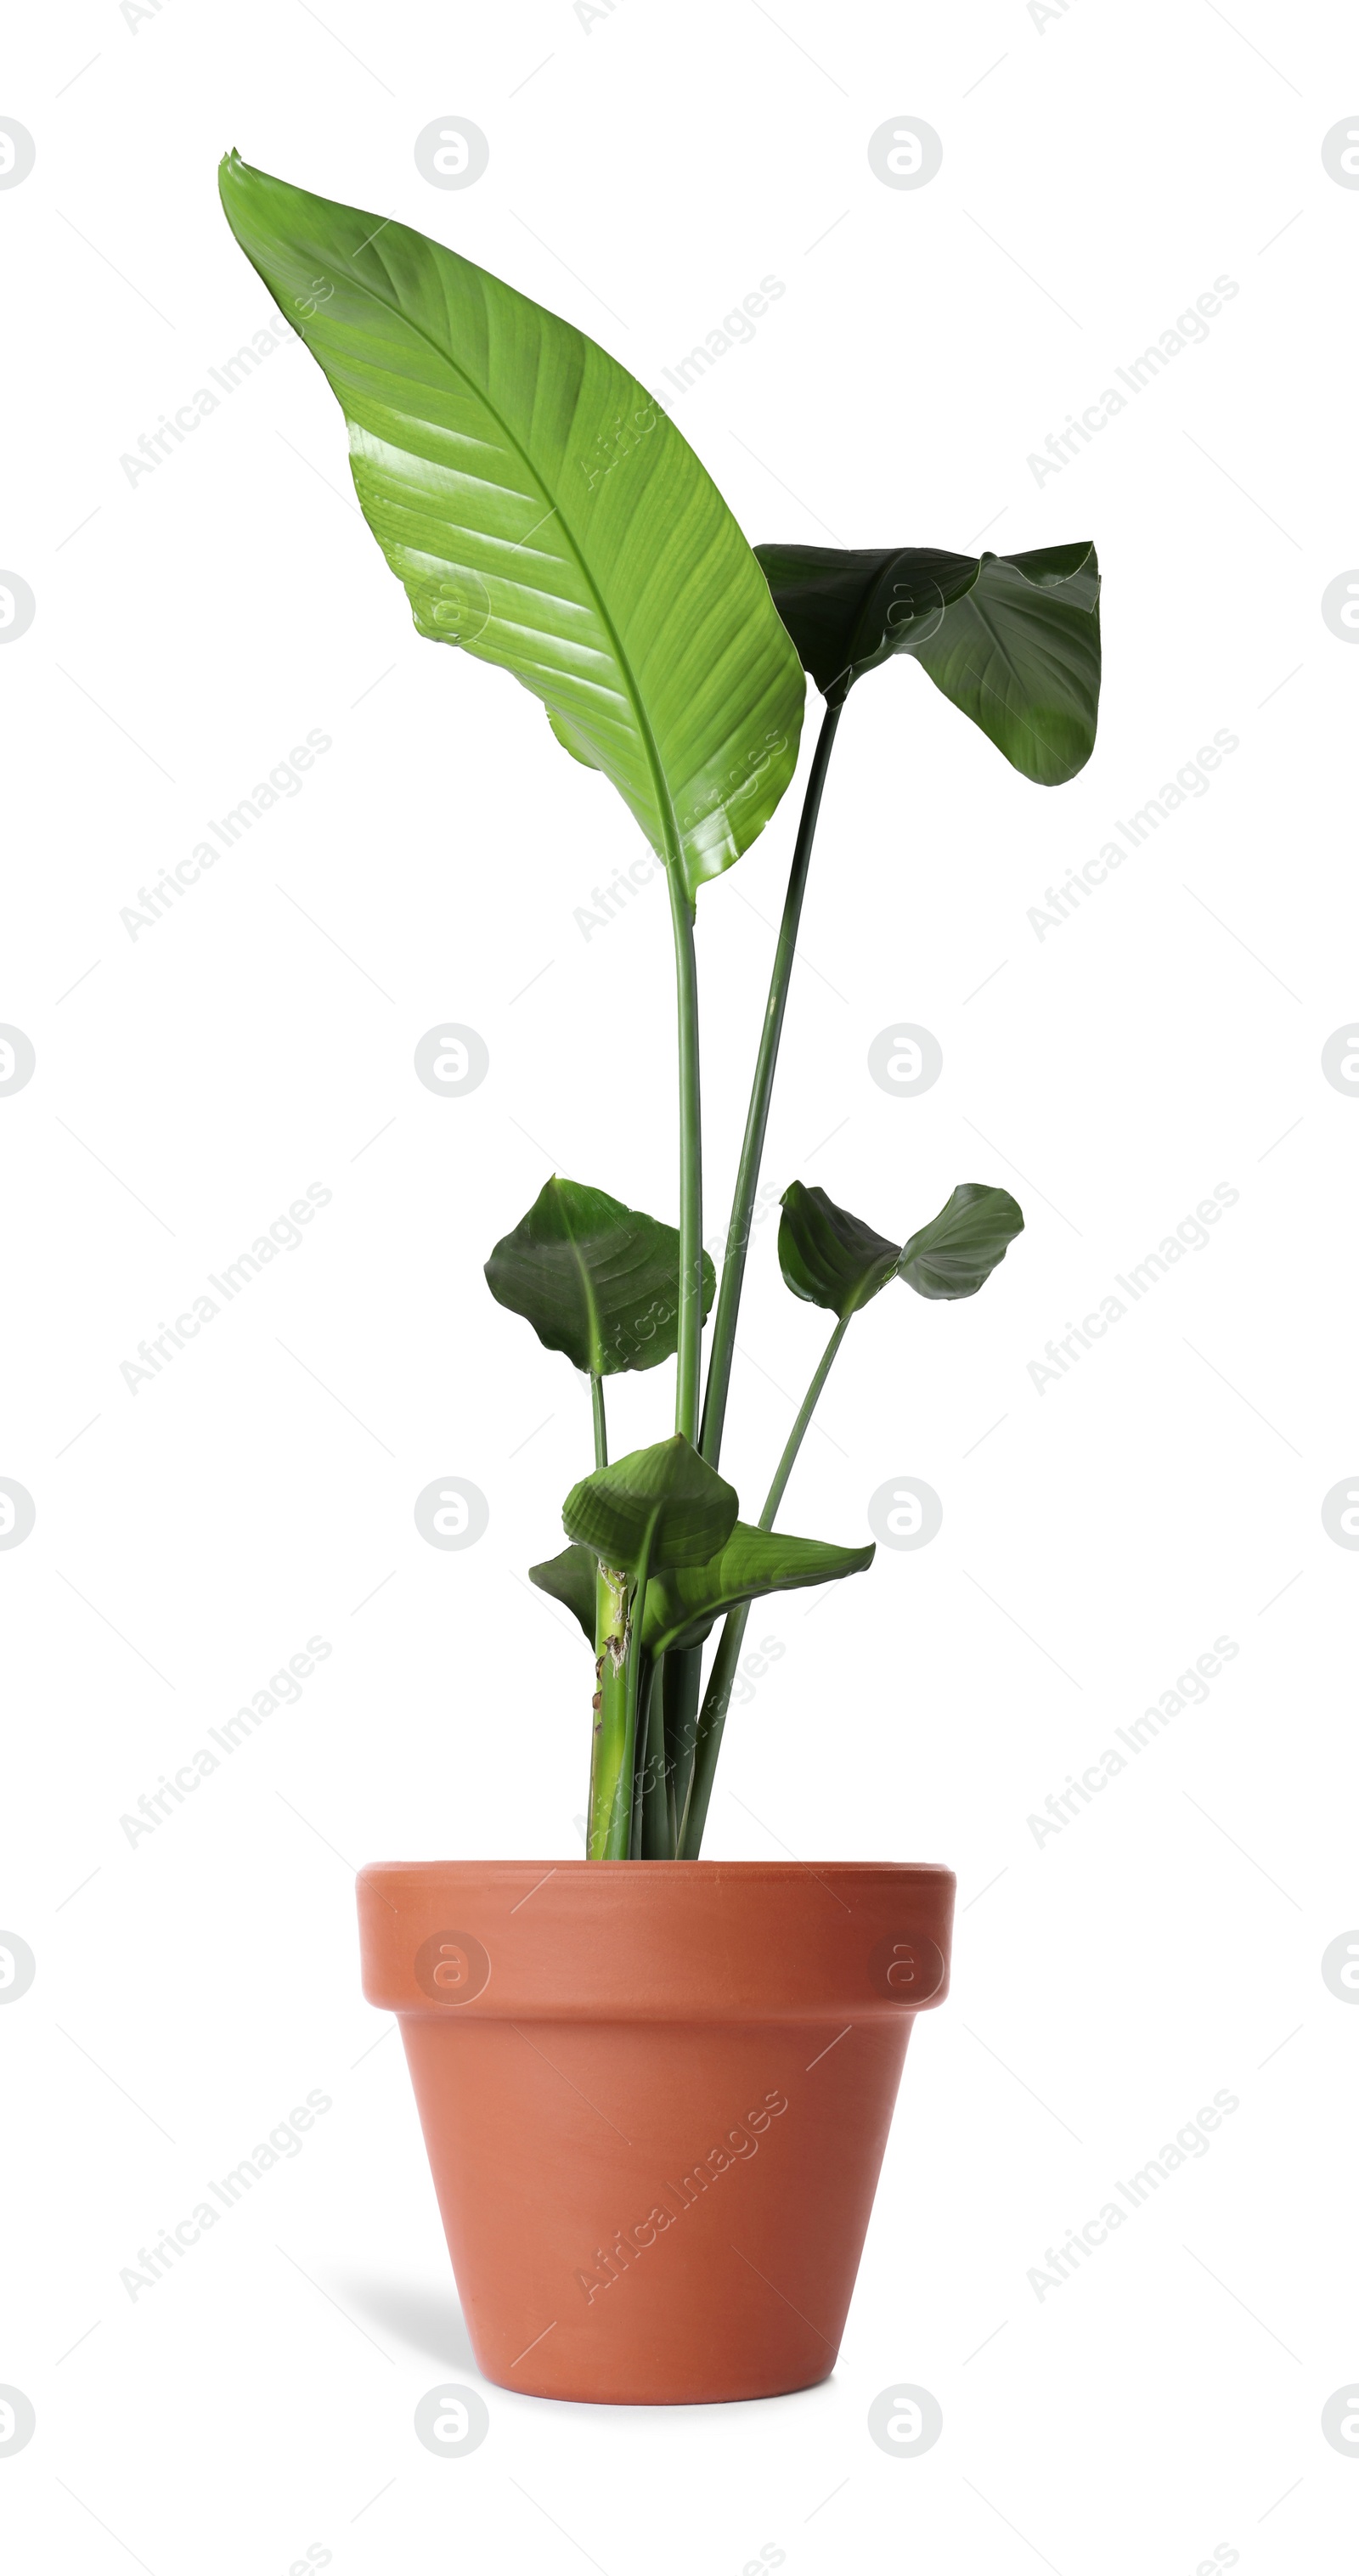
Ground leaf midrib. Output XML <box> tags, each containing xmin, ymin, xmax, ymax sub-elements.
<box><xmin>556</xmin><ymin>1195</ymin><xmax>606</xmax><ymax>1376</ymax></box>
<box><xmin>326</xmin><ymin>229</ymin><xmax>685</xmax><ymax>872</ymax></box>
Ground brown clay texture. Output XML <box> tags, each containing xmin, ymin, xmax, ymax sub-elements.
<box><xmin>358</xmin><ymin>1859</ymin><xmax>954</xmax><ymax>2405</ymax></box>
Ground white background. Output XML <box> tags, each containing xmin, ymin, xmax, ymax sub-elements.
<box><xmin>3</xmin><ymin>1</ymin><xmax>1357</xmax><ymax>2568</ymax></box>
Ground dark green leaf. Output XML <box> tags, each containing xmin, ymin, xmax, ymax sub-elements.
<box><xmin>485</xmin><ymin>1177</ymin><xmax>714</xmax><ymax>1377</ymax></box>
<box><xmin>897</xmin><ymin>1183</ymin><xmax>1025</xmax><ymax>1300</ymax></box>
<box><xmin>562</xmin><ymin>1435</ymin><xmax>738</xmax><ymax>1577</ymax></box>
<box><xmin>642</xmin><ymin>1522</ymin><xmax>875</xmax><ymax>1654</ymax></box>
<box><xmin>218</xmin><ymin>155</ymin><xmax>805</xmax><ymax>906</ymax></box>
<box><xmin>780</xmin><ymin>1178</ymin><xmax>1025</xmax><ymax>1315</ymax></box>
<box><xmin>756</xmin><ymin>538</ymin><xmax>1100</xmax><ymax>782</ymax></box>
<box><xmin>529</xmin><ymin>1542</ymin><xmax>596</xmax><ymax>1644</ymax></box>
<box><xmin>777</xmin><ymin>1181</ymin><xmax>899</xmax><ymax>1319</ymax></box>
<box><xmin>754</xmin><ymin>544</ymin><xmax>978</xmax><ymax>702</ymax></box>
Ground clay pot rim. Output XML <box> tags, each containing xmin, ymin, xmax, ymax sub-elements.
<box><xmin>358</xmin><ymin>1858</ymin><xmax>956</xmax><ymax>2019</ymax></box>
<box><xmin>358</xmin><ymin>1857</ymin><xmax>955</xmax><ymax>1876</ymax></box>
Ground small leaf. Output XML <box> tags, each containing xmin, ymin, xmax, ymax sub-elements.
<box><xmin>777</xmin><ymin>1181</ymin><xmax>899</xmax><ymax>1320</ymax></box>
<box><xmin>529</xmin><ymin>1542</ymin><xmax>596</xmax><ymax>1643</ymax></box>
<box><xmin>780</xmin><ymin>1178</ymin><xmax>1025</xmax><ymax>1315</ymax></box>
<box><xmin>485</xmin><ymin>1177</ymin><xmax>714</xmax><ymax>1377</ymax></box>
<box><xmin>562</xmin><ymin>1435</ymin><xmax>738</xmax><ymax>1577</ymax></box>
<box><xmin>756</xmin><ymin>538</ymin><xmax>1100</xmax><ymax>782</ymax></box>
<box><xmin>897</xmin><ymin>1183</ymin><xmax>1024</xmax><ymax>1300</ymax></box>
<box><xmin>642</xmin><ymin>1523</ymin><xmax>875</xmax><ymax>1654</ymax></box>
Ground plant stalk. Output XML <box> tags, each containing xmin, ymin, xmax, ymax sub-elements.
<box><xmin>679</xmin><ymin>1311</ymin><xmax>853</xmax><ymax>1857</ymax></box>
<box><xmin>590</xmin><ymin>1373</ymin><xmax>607</xmax><ymax>1471</ymax></box>
<box><xmin>608</xmin><ymin>1569</ymin><xmax>650</xmax><ymax>1858</ymax></box>
<box><xmin>588</xmin><ymin>1564</ymin><xmax>632</xmax><ymax>1858</ymax></box>
<box><xmin>663</xmin><ymin>1645</ymin><xmax>702</xmax><ymax>1847</ymax></box>
<box><xmin>699</xmin><ymin>698</ymin><xmax>843</xmax><ymax>1468</ymax></box>
<box><xmin>638</xmin><ymin>1657</ymin><xmax>673</xmax><ymax>1857</ymax></box>
<box><xmin>666</xmin><ymin>861</ymin><xmax>702</xmax><ymax>1448</ymax></box>
<box><xmin>758</xmin><ymin>1312</ymin><xmax>851</xmax><ymax>1530</ymax></box>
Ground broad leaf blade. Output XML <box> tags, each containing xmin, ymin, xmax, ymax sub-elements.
<box><xmin>485</xmin><ymin>1178</ymin><xmax>714</xmax><ymax>1376</ymax></box>
<box><xmin>778</xmin><ymin>1181</ymin><xmax>899</xmax><ymax>1319</ymax></box>
<box><xmin>218</xmin><ymin>155</ymin><xmax>805</xmax><ymax>905</ymax></box>
<box><xmin>911</xmin><ymin>547</ymin><xmax>1100</xmax><ymax>786</ymax></box>
<box><xmin>562</xmin><ymin>1435</ymin><xmax>738</xmax><ymax>1576</ymax></box>
<box><xmin>756</xmin><ymin>538</ymin><xmax>1100</xmax><ymax>781</ymax></box>
<box><xmin>529</xmin><ymin>1541</ymin><xmax>596</xmax><ymax>1643</ymax></box>
<box><xmin>643</xmin><ymin>1523</ymin><xmax>875</xmax><ymax>1654</ymax></box>
<box><xmin>754</xmin><ymin>544</ymin><xmax>978</xmax><ymax>703</ymax></box>
<box><xmin>546</xmin><ymin>707</ymin><xmax>601</xmax><ymax>769</ymax></box>
<box><xmin>897</xmin><ymin>1183</ymin><xmax>1024</xmax><ymax>1300</ymax></box>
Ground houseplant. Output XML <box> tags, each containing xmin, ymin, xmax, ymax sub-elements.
<box><xmin>219</xmin><ymin>154</ymin><xmax>1101</xmax><ymax>2403</ymax></box>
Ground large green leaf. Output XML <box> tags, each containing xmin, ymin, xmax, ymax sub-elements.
<box><xmin>642</xmin><ymin>1523</ymin><xmax>874</xmax><ymax>1654</ymax></box>
<box><xmin>777</xmin><ymin>1181</ymin><xmax>899</xmax><ymax>1320</ymax></box>
<box><xmin>562</xmin><ymin>1435</ymin><xmax>738</xmax><ymax>1576</ymax></box>
<box><xmin>898</xmin><ymin>1183</ymin><xmax>1024</xmax><ymax>1300</ymax></box>
<box><xmin>485</xmin><ymin>1177</ymin><xmax>714</xmax><ymax>1377</ymax></box>
<box><xmin>755</xmin><ymin>538</ymin><xmax>1100</xmax><ymax>782</ymax></box>
<box><xmin>779</xmin><ymin>1179</ymin><xmax>1024</xmax><ymax>1316</ymax></box>
<box><xmin>218</xmin><ymin>154</ymin><xmax>805</xmax><ymax>904</ymax></box>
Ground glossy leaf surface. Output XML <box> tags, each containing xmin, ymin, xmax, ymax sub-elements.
<box><xmin>219</xmin><ymin>154</ymin><xmax>805</xmax><ymax>903</ymax></box>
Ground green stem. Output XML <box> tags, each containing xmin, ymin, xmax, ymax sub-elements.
<box><xmin>666</xmin><ymin>862</ymin><xmax>702</xmax><ymax>1448</ymax></box>
<box><xmin>679</xmin><ymin>1311</ymin><xmax>853</xmax><ymax>1858</ymax></box>
<box><xmin>590</xmin><ymin>1373</ymin><xmax>607</xmax><ymax>1471</ymax></box>
<box><xmin>700</xmin><ymin>698</ymin><xmax>843</xmax><ymax>1468</ymax></box>
<box><xmin>638</xmin><ymin>1657</ymin><xmax>673</xmax><ymax>1857</ymax></box>
<box><xmin>607</xmin><ymin>1569</ymin><xmax>649</xmax><ymax>1859</ymax></box>
<box><xmin>663</xmin><ymin>1644</ymin><xmax>702</xmax><ymax>1848</ymax></box>
<box><xmin>759</xmin><ymin>1312</ymin><xmax>851</xmax><ymax>1531</ymax></box>
<box><xmin>589</xmin><ymin>1564</ymin><xmax>631</xmax><ymax>1859</ymax></box>
<box><xmin>675</xmin><ymin>1615</ymin><xmax>744</xmax><ymax>1857</ymax></box>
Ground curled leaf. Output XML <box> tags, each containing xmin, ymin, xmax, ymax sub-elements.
<box><xmin>562</xmin><ymin>1435</ymin><xmax>738</xmax><ymax>1578</ymax></box>
<box><xmin>756</xmin><ymin>538</ymin><xmax>1100</xmax><ymax>782</ymax></box>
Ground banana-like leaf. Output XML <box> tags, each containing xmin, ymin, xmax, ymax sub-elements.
<box><xmin>529</xmin><ymin>1541</ymin><xmax>596</xmax><ymax>1643</ymax></box>
<box><xmin>642</xmin><ymin>1523</ymin><xmax>875</xmax><ymax>1654</ymax></box>
<box><xmin>755</xmin><ymin>538</ymin><xmax>1100</xmax><ymax>783</ymax></box>
<box><xmin>898</xmin><ymin>1182</ymin><xmax>1024</xmax><ymax>1300</ymax></box>
<box><xmin>485</xmin><ymin>1177</ymin><xmax>714</xmax><ymax>1377</ymax></box>
<box><xmin>777</xmin><ymin>1181</ymin><xmax>900</xmax><ymax>1319</ymax></box>
<box><xmin>562</xmin><ymin>1435</ymin><xmax>738</xmax><ymax>1576</ymax></box>
<box><xmin>779</xmin><ymin>1178</ymin><xmax>1024</xmax><ymax>1316</ymax></box>
<box><xmin>218</xmin><ymin>154</ymin><xmax>806</xmax><ymax>905</ymax></box>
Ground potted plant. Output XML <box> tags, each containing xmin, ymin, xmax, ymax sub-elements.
<box><xmin>219</xmin><ymin>154</ymin><xmax>1101</xmax><ymax>2405</ymax></box>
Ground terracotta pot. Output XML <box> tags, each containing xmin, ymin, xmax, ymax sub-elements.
<box><xmin>357</xmin><ymin>1857</ymin><xmax>953</xmax><ymax>2406</ymax></box>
